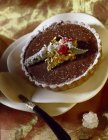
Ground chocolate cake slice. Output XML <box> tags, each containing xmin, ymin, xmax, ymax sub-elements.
<box><xmin>21</xmin><ymin>21</ymin><xmax>101</xmax><ymax>91</ymax></box>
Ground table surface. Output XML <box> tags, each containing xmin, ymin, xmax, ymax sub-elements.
<box><xmin>0</xmin><ymin>0</ymin><xmax>108</xmax><ymax>140</ymax></box>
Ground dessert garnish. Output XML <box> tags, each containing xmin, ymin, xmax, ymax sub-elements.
<box><xmin>24</xmin><ymin>35</ymin><xmax>88</xmax><ymax>71</ymax></box>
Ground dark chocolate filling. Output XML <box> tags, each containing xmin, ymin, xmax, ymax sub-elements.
<box><xmin>24</xmin><ymin>23</ymin><xmax>98</xmax><ymax>85</ymax></box>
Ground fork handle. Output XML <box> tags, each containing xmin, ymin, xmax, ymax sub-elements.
<box><xmin>18</xmin><ymin>94</ymin><xmax>71</xmax><ymax>140</ymax></box>
<box><xmin>33</xmin><ymin>105</ymin><xmax>71</xmax><ymax>140</ymax></box>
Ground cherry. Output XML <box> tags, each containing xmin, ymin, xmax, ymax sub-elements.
<box><xmin>57</xmin><ymin>45</ymin><xmax>69</xmax><ymax>55</ymax></box>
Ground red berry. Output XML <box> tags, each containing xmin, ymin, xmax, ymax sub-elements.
<box><xmin>57</xmin><ymin>45</ymin><xmax>69</xmax><ymax>55</ymax></box>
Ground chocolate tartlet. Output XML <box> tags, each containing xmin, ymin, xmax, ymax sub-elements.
<box><xmin>21</xmin><ymin>21</ymin><xmax>101</xmax><ymax>91</ymax></box>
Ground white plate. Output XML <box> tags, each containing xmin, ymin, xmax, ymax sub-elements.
<box><xmin>7</xmin><ymin>13</ymin><xmax>108</xmax><ymax>103</ymax></box>
<box><xmin>0</xmin><ymin>13</ymin><xmax>108</xmax><ymax>116</ymax></box>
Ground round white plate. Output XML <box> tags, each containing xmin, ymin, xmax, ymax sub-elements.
<box><xmin>0</xmin><ymin>13</ymin><xmax>108</xmax><ymax>116</ymax></box>
<box><xmin>7</xmin><ymin>13</ymin><xmax>108</xmax><ymax>103</ymax></box>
